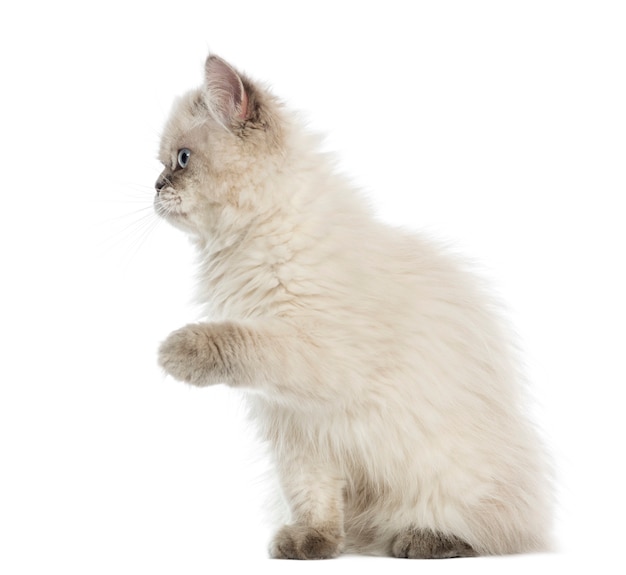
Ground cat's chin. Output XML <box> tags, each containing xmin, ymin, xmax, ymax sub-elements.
<box><xmin>154</xmin><ymin>195</ymin><xmax>188</xmax><ymax>225</ymax></box>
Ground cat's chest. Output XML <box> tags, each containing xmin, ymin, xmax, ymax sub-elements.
<box><xmin>197</xmin><ymin>252</ymin><xmax>294</xmax><ymax>320</ymax></box>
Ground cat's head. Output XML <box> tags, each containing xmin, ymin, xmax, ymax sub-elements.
<box><xmin>154</xmin><ymin>55</ymin><xmax>285</xmax><ymax>239</ymax></box>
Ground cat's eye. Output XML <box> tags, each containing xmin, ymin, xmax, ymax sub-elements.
<box><xmin>177</xmin><ymin>148</ymin><xmax>191</xmax><ymax>169</ymax></box>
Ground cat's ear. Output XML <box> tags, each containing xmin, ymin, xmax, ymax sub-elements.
<box><xmin>204</xmin><ymin>55</ymin><xmax>249</xmax><ymax>129</ymax></box>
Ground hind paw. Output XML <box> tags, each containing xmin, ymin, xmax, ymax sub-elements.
<box><xmin>391</xmin><ymin>527</ymin><xmax>476</xmax><ymax>559</ymax></box>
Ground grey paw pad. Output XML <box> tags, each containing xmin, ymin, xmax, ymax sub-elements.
<box><xmin>271</xmin><ymin>525</ymin><xmax>342</xmax><ymax>560</ymax></box>
<box><xmin>391</xmin><ymin>527</ymin><xmax>476</xmax><ymax>559</ymax></box>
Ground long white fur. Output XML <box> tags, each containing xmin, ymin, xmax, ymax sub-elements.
<box><xmin>155</xmin><ymin>56</ymin><xmax>552</xmax><ymax>556</ymax></box>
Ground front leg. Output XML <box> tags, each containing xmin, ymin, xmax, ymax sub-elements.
<box><xmin>270</xmin><ymin>458</ymin><xmax>346</xmax><ymax>560</ymax></box>
<box><xmin>158</xmin><ymin>319</ymin><xmax>328</xmax><ymax>393</ymax></box>
<box><xmin>158</xmin><ymin>322</ymin><xmax>237</xmax><ymax>386</ymax></box>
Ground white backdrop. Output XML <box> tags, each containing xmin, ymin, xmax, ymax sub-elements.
<box><xmin>1</xmin><ymin>1</ymin><xmax>624</xmax><ymax>573</ymax></box>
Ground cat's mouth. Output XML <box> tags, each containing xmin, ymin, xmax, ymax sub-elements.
<box><xmin>154</xmin><ymin>190</ymin><xmax>187</xmax><ymax>221</ymax></box>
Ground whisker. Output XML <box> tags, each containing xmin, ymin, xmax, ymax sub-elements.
<box><xmin>98</xmin><ymin>205</ymin><xmax>155</xmax><ymax>225</ymax></box>
<box><xmin>96</xmin><ymin>185</ymin><xmax>165</xmax><ymax>269</ymax></box>
<box><xmin>121</xmin><ymin>213</ymin><xmax>163</xmax><ymax>267</ymax></box>
<box><xmin>100</xmin><ymin>211</ymin><xmax>157</xmax><ymax>257</ymax></box>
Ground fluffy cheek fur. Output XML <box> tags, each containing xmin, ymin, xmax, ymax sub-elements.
<box><xmin>156</xmin><ymin>127</ymin><xmax>282</xmax><ymax>238</ymax></box>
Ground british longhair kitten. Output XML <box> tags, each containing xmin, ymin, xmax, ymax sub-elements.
<box><xmin>154</xmin><ymin>54</ymin><xmax>552</xmax><ymax>559</ymax></box>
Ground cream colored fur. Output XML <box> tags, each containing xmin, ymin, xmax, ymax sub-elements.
<box><xmin>155</xmin><ymin>55</ymin><xmax>552</xmax><ymax>558</ymax></box>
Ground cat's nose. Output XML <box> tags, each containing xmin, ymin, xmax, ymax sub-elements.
<box><xmin>155</xmin><ymin>177</ymin><xmax>167</xmax><ymax>193</ymax></box>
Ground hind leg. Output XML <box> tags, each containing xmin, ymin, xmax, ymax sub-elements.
<box><xmin>390</xmin><ymin>527</ymin><xmax>476</xmax><ymax>559</ymax></box>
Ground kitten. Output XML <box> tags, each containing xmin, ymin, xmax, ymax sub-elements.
<box><xmin>154</xmin><ymin>54</ymin><xmax>552</xmax><ymax>559</ymax></box>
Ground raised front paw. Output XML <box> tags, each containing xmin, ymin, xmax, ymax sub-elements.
<box><xmin>270</xmin><ymin>525</ymin><xmax>343</xmax><ymax>560</ymax></box>
<box><xmin>158</xmin><ymin>323</ymin><xmax>225</xmax><ymax>386</ymax></box>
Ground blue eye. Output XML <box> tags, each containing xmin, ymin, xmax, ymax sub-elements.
<box><xmin>177</xmin><ymin>148</ymin><xmax>191</xmax><ymax>169</ymax></box>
